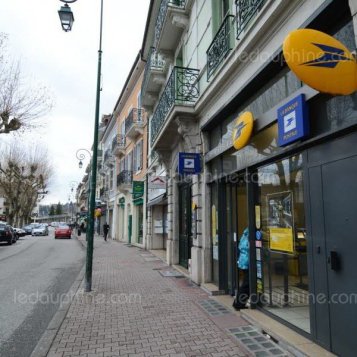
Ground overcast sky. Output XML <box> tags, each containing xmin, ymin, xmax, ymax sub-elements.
<box><xmin>0</xmin><ymin>0</ymin><xmax>150</xmax><ymax>205</ymax></box>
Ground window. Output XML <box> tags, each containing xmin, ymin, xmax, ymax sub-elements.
<box><xmin>120</xmin><ymin>159</ymin><xmax>125</xmax><ymax>172</ymax></box>
<box><xmin>133</xmin><ymin>140</ymin><xmax>143</xmax><ymax>173</ymax></box>
<box><xmin>127</xmin><ymin>151</ymin><xmax>133</xmax><ymax>171</ymax></box>
<box><xmin>256</xmin><ymin>154</ymin><xmax>310</xmax><ymax>333</ymax></box>
<box><xmin>212</xmin><ymin>0</ymin><xmax>232</xmax><ymax>34</ymax></box>
<box><xmin>137</xmin><ymin>90</ymin><xmax>142</xmax><ymax>109</ymax></box>
<box><xmin>109</xmin><ymin>169</ymin><xmax>114</xmax><ymax>190</ymax></box>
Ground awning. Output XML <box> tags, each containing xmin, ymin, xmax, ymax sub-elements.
<box><xmin>147</xmin><ymin>193</ymin><xmax>167</xmax><ymax>207</ymax></box>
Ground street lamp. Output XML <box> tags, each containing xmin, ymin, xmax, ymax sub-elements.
<box><xmin>58</xmin><ymin>0</ymin><xmax>77</xmax><ymax>32</ymax></box>
<box><xmin>60</xmin><ymin>0</ymin><xmax>104</xmax><ymax>292</ymax></box>
<box><xmin>76</xmin><ymin>148</ymin><xmax>92</xmax><ymax>170</ymax></box>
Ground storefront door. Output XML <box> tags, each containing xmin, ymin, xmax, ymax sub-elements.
<box><xmin>179</xmin><ymin>183</ymin><xmax>192</xmax><ymax>268</ymax></box>
<box><xmin>225</xmin><ymin>178</ymin><xmax>248</xmax><ymax>295</ymax></box>
<box><xmin>307</xmin><ymin>132</ymin><xmax>357</xmax><ymax>356</ymax></box>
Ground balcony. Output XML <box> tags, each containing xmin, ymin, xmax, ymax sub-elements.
<box><xmin>142</xmin><ymin>47</ymin><xmax>166</xmax><ymax>108</ymax></box>
<box><xmin>125</xmin><ymin>108</ymin><xmax>147</xmax><ymax>140</ymax></box>
<box><xmin>207</xmin><ymin>14</ymin><xmax>235</xmax><ymax>81</ymax></box>
<box><xmin>154</xmin><ymin>0</ymin><xmax>189</xmax><ymax>52</ymax></box>
<box><xmin>150</xmin><ymin>66</ymin><xmax>199</xmax><ymax>148</ymax></box>
<box><xmin>117</xmin><ymin>171</ymin><xmax>133</xmax><ymax>193</ymax></box>
<box><xmin>236</xmin><ymin>0</ymin><xmax>267</xmax><ymax>39</ymax></box>
<box><xmin>112</xmin><ymin>134</ymin><xmax>126</xmax><ymax>157</ymax></box>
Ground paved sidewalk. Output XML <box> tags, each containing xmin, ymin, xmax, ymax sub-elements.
<box><xmin>46</xmin><ymin>236</ymin><xmax>289</xmax><ymax>357</ymax></box>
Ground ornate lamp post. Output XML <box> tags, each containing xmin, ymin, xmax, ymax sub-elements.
<box><xmin>58</xmin><ymin>0</ymin><xmax>76</xmax><ymax>32</ymax></box>
<box><xmin>76</xmin><ymin>148</ymin><xmax>92</xmax><ymax>169</ymax></box>
<box><xmin>59</xmin><ymin>0</ymin><xmax>104</xmax><ymax>292</ymax></box>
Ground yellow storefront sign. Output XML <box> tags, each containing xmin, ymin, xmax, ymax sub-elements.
<box><xmin>283</xmin><ymin>29</ymin><xmax>357</xmax><ymax>95</ymax></box>
<box><xmin>232</xmin><ymin>111</ymin><xmax>254</xmax><ymax>150</ymax></box>
<box><xmin>269</xmin><ymin>227</ymin><xmax>294</xmax><ymax>253</ymax></box>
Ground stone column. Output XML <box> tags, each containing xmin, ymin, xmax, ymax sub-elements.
<box><xmin>175</xmin><ymin>116</ymin><xmax>205</xmax><ymax>283</ymax></box>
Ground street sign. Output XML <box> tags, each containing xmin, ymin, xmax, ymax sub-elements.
<box><xmin>277</xmin><ymin>94</ymin><xmax>309</xmax><ymax>146</ymax></box>
<box><xmin>132</xmin><ymin>181</ymin><xmax>144</xmax><ymax>199</ymax></box>
<box><xmin>148</xmin><ymin>176</ymin><xmax>167</xmax><ymax>190</ymax></box>
<box><xmin>178</xmin><ymin>153</ymin><xmax>201</xmax><ymax>175</ymax></box>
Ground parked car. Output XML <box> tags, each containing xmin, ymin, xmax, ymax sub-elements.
<box><xmin>54</xmin><ymin>224</ymin><xmax>72</xmax><ymax>239</ymax></box>
<box><xmin>22</xmin><ymin>225</ymin><xmax>34</xmax><ymax>235</ymax></box>
<box><xmin>0</xmin><ymin>223</ymin><xmax>17</xmax><ymax>245</ymax></box>
<box><xmin>13</xmin><ymin>227</ymin><xmax>26</xmax><ymax>237</ymax></box>
<box><xmin>32</xmin><ymin>224</ymin><xmax>48</xmax><ymax>236</ymax></box>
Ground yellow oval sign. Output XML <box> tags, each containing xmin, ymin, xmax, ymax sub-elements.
<box><xmin>283</xmin><ymin>29</ymin><xmax>357</xmax><ymax>95</ymax></box>
<box><xmin>232</xmin><ymin>111</ymin><xmax>254</xmax><ymax>150</ymax></box>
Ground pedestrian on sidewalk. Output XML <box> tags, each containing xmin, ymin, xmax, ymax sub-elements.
<box><xmin>233</xmin><ymin>227</ymin><xmax>250</xmax><ymax>310</ymax></box>
<box><xmin>103</xmin><ymin>222</ymin><xmax>110</xmax><ymax>241</ymax></box>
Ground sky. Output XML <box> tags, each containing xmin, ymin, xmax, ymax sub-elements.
<box><xmin>0</xmin><ymin>0</ymin><xmax>150</xmax><ymax>205</ymax></box>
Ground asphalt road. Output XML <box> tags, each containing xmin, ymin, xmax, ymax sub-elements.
<box><xmin>0</xmin><ymin>228</ymin><xmax>85</xmax><ymax>357</ymax></box>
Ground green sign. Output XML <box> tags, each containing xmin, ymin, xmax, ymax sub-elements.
<box><xmin>119</xmin><ymin>197</ymin><xmax>125</xmax><ymax>208</ymax></box>
<box><xmin>132</xmin><ymin>181</ymin><xmax>144</xmax><ymax>199</ymax></box>
<box><xmin>133</xmin><ymin>198</ymin><xmax>144</xmax><ymax>206</ymax></box>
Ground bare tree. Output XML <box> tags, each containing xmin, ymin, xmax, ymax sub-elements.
<box><xmin>0</xmin><ymin>33</ymin><xmax>53</xmax><ymax>134</ymax></box>
<box><xmin>0</xmin><ymin>142</ymin><xmax>53</xmax><ymax>226</ymax></box>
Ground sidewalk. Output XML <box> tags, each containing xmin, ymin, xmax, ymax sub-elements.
<box><xmin>45</xmin><ymin>236</ymin><xmax>291</xmax><ymax>357</ymax></box>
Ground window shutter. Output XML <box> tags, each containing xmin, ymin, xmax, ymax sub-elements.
<box><xmin>139</xmin><ymin>140</ymin><xmax>143</xmax><ymax>169</ymax></box>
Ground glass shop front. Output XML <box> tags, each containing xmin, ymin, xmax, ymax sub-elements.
<box><xmin>205</xmin><ymin>14</ymin><xmax>357</xmax><ymax>355</ymax></box>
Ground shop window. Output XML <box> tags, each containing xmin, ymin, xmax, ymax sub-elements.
<box><xmin>256</xmin><ymin>153</ymin><xmax>310</xmax><ymax>333</ymax></box>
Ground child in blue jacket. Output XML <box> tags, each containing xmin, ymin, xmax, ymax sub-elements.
<box><xmin>233</xmin><ymin>228</ymin><xmax>250</xmax><ymax>310</ymax></box>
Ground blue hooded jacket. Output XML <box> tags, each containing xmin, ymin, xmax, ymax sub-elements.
<box><xmin>237</xmin><ymin>228</ymin><xmax>249</xmax><ymax>270</ymax></box>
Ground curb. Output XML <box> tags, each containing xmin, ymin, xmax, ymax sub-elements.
<box><xmin>30</xmin><ymin>237</ymin><xmax>86</xmax><ymax>357</ymax></box>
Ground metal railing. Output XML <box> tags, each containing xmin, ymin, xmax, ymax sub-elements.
<box><xmin>125</xmin><ymin>108</ymin><xmax>146</xmax><ymax>135</ymax></box>
<box><xmin>207</xmin><ymin>14</ymin><xmax>235</xmax><ymax>81</ymax></box>
<box><xmin>154</xmin><ymin>0</ymin><xmax>186</xmax><ymax>48</ymax></box>
<box><xmin>150</xmin><ymin>66</ymin><xmax>199</xmax><ymax>146</ymax></box>
<box><xmin>117</xmin><ymin>170</ymin><xmax>133</xmax><ymax>186</ymax></box>
<box><xmin>112</xmin><ymin>134</ymin><xmax>125</xmax><ymax>152</ymax></box>
<box><xmin>142</xmin><ymin>47</ymin><xmax>165</xmax><ymax>96</ymax></box>
<box><xmin>236</xmin><ymin>0</ymin><xmax>267</xmax><ymax>39</ymax></box>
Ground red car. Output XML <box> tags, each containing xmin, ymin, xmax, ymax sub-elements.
<box><xmin>54</xmin><ymin>224</ymin><xmax>72</xmax><ymax>239</ymax></box>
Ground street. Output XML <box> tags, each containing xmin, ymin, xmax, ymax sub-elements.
<box><xmin>0</xmin><ymin>228</ymin><xmax>85</xmax><ymax>357</ymax></box>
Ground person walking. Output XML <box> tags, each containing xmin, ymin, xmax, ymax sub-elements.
<box><xmin>233</xmin><ymin>228</ymin><xmax>250</xmax><ymax>310</ymax></box>
<box><xmin>103</xmin><ymin>222</ymin><xmax>110</xmax><ymax>241</ymax></box>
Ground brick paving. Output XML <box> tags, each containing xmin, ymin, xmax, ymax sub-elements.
<box><xmin>46</xmin><ymin>236</ymin><xmax>287</xmax><ymax>357</ymax></box>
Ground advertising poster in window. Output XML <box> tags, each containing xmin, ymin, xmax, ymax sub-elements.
<box><xmin>267</xmin><ymin>191</ymin><xmax>295</xmax><ymax>253</ymax></box>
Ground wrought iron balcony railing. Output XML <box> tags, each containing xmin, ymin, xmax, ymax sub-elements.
<box><xmin>154</xmin><ymin>0</ymin><xmax>186</xmax><ymax>48</ymax></box>
<box><xmin>142</xmin><ymin>47</ymin><xmax>165</xmax><ymax>96</ymax></box>
<box><xmin>112</xmin><ymin>134</ymin><xmax>125</xmax><ymax>152</ymax></box>
<box><xmin>236</xmin><ymin>0</ymin><xmax>267</xmax><ymax>39</ymax></box>
<box><xmin>117</xmin><ymin>170</ymin><xmax>133</xmax><ymax>186</ymax></box>
<box><xmin>125</xmin><ymin>108</ymin><xmax>146</xmax><ymax>136</ymax></box>
<box><xmin>150</xmin><ymin>66</ymin><xmax>200</xmax><ymax>146</ymax></box>
<box><xmin>207</xmin><ymin>14</ymin><xmax>235</xmax><ymax>81</ymax></box>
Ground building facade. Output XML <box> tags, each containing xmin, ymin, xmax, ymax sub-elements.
<box><xmin>109</xmin><ymin>53</ymin><xmax>148</xmax><ymax>247</ymax></box>
<box><xmin>140</xmin><ymin>0</ymin><xmax>357</xmax><ymax>355</ymax></box>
